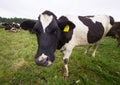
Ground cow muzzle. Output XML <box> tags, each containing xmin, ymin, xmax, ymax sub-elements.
<box><xmin>36</xmin><ymin>54</ymin><xmax>53</xmax><ymax>66</ymax></box>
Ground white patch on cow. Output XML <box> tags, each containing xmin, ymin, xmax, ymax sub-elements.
<box><xmin>40</xmin><ymin>14</ymin><xmax>53</xmax><ymax>33</ymax></box>
<box><xmin>38</xmin><ymin>53</ymin><xmax>48</xmax><ymax>61</ymax></box>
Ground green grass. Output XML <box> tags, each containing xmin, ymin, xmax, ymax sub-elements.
<box><xmin>0</xmin><ymin>29</ymin><xmax>120</xmax><ymax>85</ymax></box>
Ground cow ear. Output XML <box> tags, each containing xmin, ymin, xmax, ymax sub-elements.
<box><xmin>58</xmin><ymin>20</ymin><xmax>75</xmax><ymax>32</ymax></box>
<box><xmin>20</xmin><ymin>20</ymin><xmax>36</xmax><ymax>32</ymax></box>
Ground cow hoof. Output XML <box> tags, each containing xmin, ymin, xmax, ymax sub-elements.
<box><xmin>92</xmin><ymin>54</ymin><xmax>95</xmax><ymax>57</ymax></box>
<box><xmin>63</xmin><ymin>72</ymin><xmax>68</xmax><ymax>80</ymax></box>
<box><xmin>84</xmin><ymin>51</ymin><xmax>87</xmax><ymax>55</ymax></box>
<box><xmin>63</xmin><ymin>69</ymin><xmax>69</xmax><ymax>80</ymax></box>
<box><xmin>64</xmin><ymin>76</ymin><xmax>68</xmax><ymax>80</ymax></box>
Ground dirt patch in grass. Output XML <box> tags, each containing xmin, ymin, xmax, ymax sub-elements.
<box><xmin>12</xmin><ymin>58</ymin><xmax>28</xmax><ymax>71</ymax></box>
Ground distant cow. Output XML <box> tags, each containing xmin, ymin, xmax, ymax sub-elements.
<box><xmin>1</xmin><ymin>22</ymin><xmax>20</xmax><ymax>32</ymax></box>
<box><xmin>10</xmin><ymin>22</ymin><xmax>21</xmax><ymax>32</ymax></box>
<box><xmin>20</xmin><ymin>10</ymin><xmax>120</xmax><ymax>78</ymax></box>
<box><xmin>0</xmin><ymin>22</ymin><xmax>6</xmax><ymax>28</ymax></box>
<box><xmin>1</xmin><ymin>23</ymin><xmax>12</xmax><ymax>30</ymax></box>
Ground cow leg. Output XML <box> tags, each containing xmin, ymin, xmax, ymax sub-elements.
<box><xmin>62</xmin><ymin>45</ymin><xmax>74</xmax><ymax>78</ymax></box>
<box><xmin>84</xmin><ymin>45</ymin><xmax>92</xmax><ymax>55</ymax></box>
<box><xmin>92</xmin><ymin>43</ymin><xmax>99</xmax><ymax>57</ymax></box>
<box><xmin>63</xmin><ymin>59</ymin><xmax>69</xmax><ymax>79</ymax></box>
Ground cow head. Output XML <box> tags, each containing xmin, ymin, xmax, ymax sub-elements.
<box><xmin>20</xmin><ymin>10</ymin><xmax>75</xmax><ymax>66</ymax></box>
<box><xmin>107</xmin><ymin>22</ymin><xmax>120</xmax><ymax>47</ymax></box>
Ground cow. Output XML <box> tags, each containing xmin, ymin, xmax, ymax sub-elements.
<box><xmin>1</xmin><ymin>23</ymin><xmax>12</xmax><ymax>30</ymax></box>
<box><xmin>1</xmin><ymin>22</ymin><xmax>20</xmax><ymax>32</ymax></box>
<box><xmin>106</xmin><ymin>22</ymin><xmax>120</xmax><ymax>47</ymax></box>
<box><xmin>0</xmin><ymin>22</ymin><xmax>5</xmax><ymax>28</ymax></box>
<box><xmin>10</xmin><ymin>22</ymin><xmax>21</xmax><ymax>32</ymax></box>
<box><xmin>20</xmin><ymin>10</ymin><xmax>120</xmax><ymax>78</ymax></box>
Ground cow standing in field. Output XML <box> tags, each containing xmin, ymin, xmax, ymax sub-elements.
<box><xmin>20</xmin><ymin>10</ymin><xmax>120</xmax><ymax>78</ymax></box>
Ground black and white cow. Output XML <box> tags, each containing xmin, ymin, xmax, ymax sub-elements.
<box><xmin>10</xmin><ymin>22</ymin><xmax>21</xmax><ymax>32</ymax></box>
<box><xmin>20</xmin><ymin>10</ymin><xmax>120</xmax><ymax>78</ymax></box>
<box><xmin>1</xmin><ymin>22</ymin><xmax>20</xmax><ymax>32</ymax></box>
<box><xmin>1</xmin><ymin>23</ymin><xmax>12</xmax><ymax>30</ymax></box>
<box><xmin>0</xmin><ymin>22</ymin><xmax>6</xmax><ymax>28</ymax></box>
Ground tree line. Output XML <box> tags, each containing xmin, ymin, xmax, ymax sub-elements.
<box><xmin>0</xmin><ymin>16</ymin><xmax>32</xmax><ymax>24</ymax></box>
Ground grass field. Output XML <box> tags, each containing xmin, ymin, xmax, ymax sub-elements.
<box><xmin>0</xmin><ymin>29</ymin><xmax>120</xmax><ymax>85</ymax></box>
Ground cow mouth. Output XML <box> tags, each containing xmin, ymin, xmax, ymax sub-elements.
<box><xmin>36</xmin><ymin>56</ymin><xmax>53</xmax><ymax>66</ymax></box>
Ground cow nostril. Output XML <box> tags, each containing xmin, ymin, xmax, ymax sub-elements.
<box><xmin>36</xmin><ymin>58</ymin><xmax>53</xmax><ymax>66</ymax></box>
<box><xmin>36</xmin><ymin>54</ymin><xmax>53</xmax><ymax>66</ymax></box>
<box><xmin>38</xmin><ymin>53</ymin><xmax>48</xmax><ymax>61</ymax></box>
<box><xmin>46</xmin><ymin>57</ymin><xmax>49</xmax><ymax>61</ymax></box>
<box><xmin>40</xmin><ymin>58</ymin><xmax>48</xmax><ymax>66</ymax></box>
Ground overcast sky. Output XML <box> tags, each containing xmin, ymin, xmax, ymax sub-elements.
<box><xmin>0</xmin><ymin>0</ymin><xmax>120</xmax><ymax>21</ymax></box>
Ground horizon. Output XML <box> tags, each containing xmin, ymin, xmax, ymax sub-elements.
<box><xmin>0</xmin><ymin>0</ymin><xmax>120</xmax><ymax>21</ymax></box>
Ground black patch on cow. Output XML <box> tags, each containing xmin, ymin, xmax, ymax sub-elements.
<box><xmin>57</xmin><ymin>16</ymin><xmax>75</xmax><ymax>49</ymax></box>
<box><xmin>20</xmin><ymin>20</ymin><xmax>36</xmax><ymax>33</ymax></box>
<box><xmin>78</xmin><ymin>16</ymin><xmax>104</xmax><ymax>43</ymax></box>
<box><xmin>84</xmin><ymin>16</ymin><xmax>94</xmax><ymax>18</ymax></box>
<box><xmin>107</xmin><ymin>22</ymin><xmax>120</xmax><ymax>37</ymax></box>
<box><xmin>59</xmin><ymin>16</ymin><xmax>69</xmax><ymax>22</ymax></box>
<box><xmin>57</xmin><ymin>30</ymin><xmax>73</xmax><ymax>49</ymax></box>
<box><xmin>58</xmin><ymin>16</ymin><xmax>75</xmax><ymax>31</ymax></box>
<box><xmin>2</xmin><ymin>23</ymin><xmax>12</xmax><ymax>30</ymax></box>
<box><xmin>107</xmin><ymin>22</ymin><xmax>120</xmax><ymax>47</ymax></box>
<box><xmin>39</xmin><ymin>10</ymin><xmax>57</xmax><ymax>20</ymax></box>
<box><xmin>64</xmin><ymin>58</ymin><xmax>69</xmax><ymax>64</ymax></box>
<box><xmin>33</xmin><ymin>20</ymin><xmax>43</xmax><ymax>34</ymax></box>
<box><xmin>110</xmin><ymin>16</ymin><xmax>114</xmax><ymax>25</ymax></box>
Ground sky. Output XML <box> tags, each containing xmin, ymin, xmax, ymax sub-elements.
<box><xmin>0</xmin><ymin>0</ymin><xmax>120</xmax><ymax>21</ymax></box>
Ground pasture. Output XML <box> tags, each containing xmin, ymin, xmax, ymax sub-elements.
<box><xmin>0</xmin><ymin>29</ymin><xmax>120</xmax><ymax>85</ymax></box>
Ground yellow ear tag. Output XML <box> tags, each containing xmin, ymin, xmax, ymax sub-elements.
<box><xmin>63</xmin><ymin>25</ymin><xmax>70</xmax><ymax>32</ymax></box>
